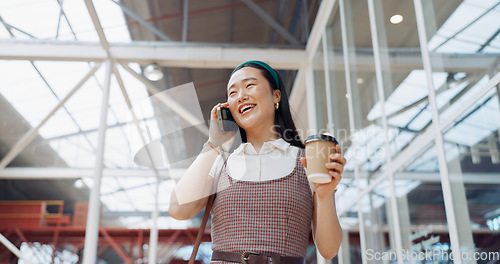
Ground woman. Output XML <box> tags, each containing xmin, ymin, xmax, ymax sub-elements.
<box><xmin>169</xmin><ymin>61</ymin><xmax>346</xmax><ymax>263</ymax></box>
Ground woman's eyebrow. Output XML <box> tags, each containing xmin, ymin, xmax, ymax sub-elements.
<box><xmin>228</xmin><ymin>77</ymin><xmax>258</xmax><ymax>90</ymax></box>
<box><xmin>242</xmin><ymin>77</ymin><xmax>258</xmax><ymax>82</ymax></box>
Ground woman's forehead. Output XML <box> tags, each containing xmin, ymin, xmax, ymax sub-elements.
<box><xmin>227</xmin><ymin>67</ymin><xmax>263</xmax><ymax>89</ymax></box>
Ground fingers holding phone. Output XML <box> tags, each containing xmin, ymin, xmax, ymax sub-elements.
<box><xmin>217</xmin><ymin>106</ymin><xmax>238</xmax><ymax>132</ymax></box>
<box><xmin>210</xmin><ymin>102</ymin><xmax>229</xmax><ymax>121</ymax></box>
<box><xmin>209</xmin><ymin>102</ymin><xmax>239</xmax><ymax>148</ymax></box>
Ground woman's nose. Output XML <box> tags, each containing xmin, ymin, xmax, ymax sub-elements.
<box><xmin>237</xmin><ymin>91</ymin><xmax>248</xmax><ymax>102</ymax></box>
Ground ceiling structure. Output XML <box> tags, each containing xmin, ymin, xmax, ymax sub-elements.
<box><xmin>0</xmin><ymin>0</ymin><xmax>320</xmax><ymax>261</ymax></box>
<box><xmin>0</xmin><ymin>0</ymin><xmax>319</xmax><ymax>191</ymax></box>
<box><xmin>0</xmin><ymin>0</ymin><xmax>500</xmax><ymax>262</ymax></box>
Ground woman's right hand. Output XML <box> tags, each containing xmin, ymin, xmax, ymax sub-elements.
<box><xmin>209</xmin><ymin>102</ymin><xmax>238</xmax><ymax>148</ymax></box>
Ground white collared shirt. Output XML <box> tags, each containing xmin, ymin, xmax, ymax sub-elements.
<box><xmin>209</xmin><ymin>138</ymin><xmax>315</xmax><ymax>195</ymax></box>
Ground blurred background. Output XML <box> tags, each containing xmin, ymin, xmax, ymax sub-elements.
<box><xmin>0</xmin><ymin>0</ymin><xmax>499</xmax><ymax>263</ymax></box>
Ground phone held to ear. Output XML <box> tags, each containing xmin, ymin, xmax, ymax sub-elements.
<box><xmin>217</xmin><ymin>106</ymin><xmax>238</xmax><ymax>132</ymax></box>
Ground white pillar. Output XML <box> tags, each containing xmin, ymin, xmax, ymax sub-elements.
<box><xmin>305</xmin><ymin>64</ymin><xmax>318</xmax><ymax>133</ymax></box>
<box><xmin>0</xmin><ymin>233</ymin><xmax>31</xmax><ymax>263</ymax></box>
<box><xmin>386</xmin><ymin>195</ymin><xmax>411</xmax><ymax>252</ymax></box>
<box><xmin>339</xmin><ymin>0</ymin><xmax>367</xmax><ymax>262</ymax></box>
<box><xmin>83</xmin><ymin>60</ymin><xmax>112</xmax><ymax>264</ymax></box>
<box><xmin>321</xmin><ymin>30</ymin><xmax>334</xmax><ymax>135</ymax></box>
<box><xmin>338</xmin><ymin>229</ymin><xmax>351</xmax><ymax>264</ymax></box>
<box><xmin>414</xmin><ymin>1</ymin><xmax>476</xmax><ymax>263</ymax></box>
<box><xmin>148</xmin><ymin>177</ymin><xmax>160</xmax><ymax>263</ymax></box>
<box><xmin>114</xmin><ymin>63</ymin><xmax>163</xmax><ymax>264</ymax></box>
<box><xmin>366</xmin><ymin>0</ymin><xmax>404</xmax><ymax>262</ymax></box>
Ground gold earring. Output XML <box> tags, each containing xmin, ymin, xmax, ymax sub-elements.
<box><xmin>275</xmin><ymin>102</ymin><xmax>279</xmax><ymax>110</ymax></box>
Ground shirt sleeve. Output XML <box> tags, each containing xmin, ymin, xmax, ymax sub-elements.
<box><xmin>208</xmin><ymin>153</ymin><xmax>223</xmax><ymax>178</ymax></box>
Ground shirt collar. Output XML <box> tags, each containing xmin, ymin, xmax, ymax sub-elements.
<box><xmin>232</xmin><ymin>138</ymin><xmax>290</xmax><ymax>155</ymax></box>
<box><xmin>267</xmin><ymin>138</ymin><xmax>290</xmax><ymax>151</ymax></box>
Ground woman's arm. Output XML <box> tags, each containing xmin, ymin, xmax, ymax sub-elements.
<box><xmin>301</xmin><ymin>144</ymin><xmax>346</xmax><ymax>259</ymax></box>
<box><xmin>312</xmin><ymin>192</ymin><xmax>343</xmax><ymax>259</ymax></box>
<box><xmin>168</xmin><ymin>144</ymin><xmax>219</xmax><ymax>220</ymax></box>
<box><xmin>169</xmin><ymin>102</ymin><xmax>234</xmax><ymax>220</ymax></box>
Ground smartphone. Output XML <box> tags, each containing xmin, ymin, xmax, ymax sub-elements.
<box><xmin>217</xmin><ymin>106</ymin><xmax>238</xmax><ymax>132</ymax></box>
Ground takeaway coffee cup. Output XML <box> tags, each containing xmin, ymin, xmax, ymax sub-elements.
<box><xmin>304</xmin><ymin>134</ymin><xmax>339</xmax><ymax>184</ymax></box>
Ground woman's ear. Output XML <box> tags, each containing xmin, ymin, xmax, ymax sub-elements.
<box><xmin>274</xmin><ymin>89</ymin><xmax>281</xmax><ymax>103</ymax></box>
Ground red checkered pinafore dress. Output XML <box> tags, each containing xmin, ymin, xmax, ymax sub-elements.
<box><xmin>209</xmin><ymin>148</ymin><xmax>314</xmax><ymax>263</ymax></box>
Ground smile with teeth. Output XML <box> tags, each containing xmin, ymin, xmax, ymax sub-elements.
<box><xmin>239</xmin><ymin>104</ymin><xmax>256</xmax><ymax>114</ymax></box>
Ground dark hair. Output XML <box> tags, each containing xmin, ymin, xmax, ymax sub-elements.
<box><xmin>229</xmin><ymin>62</ymin><xmax>305</xmax><ymax>149</ymax></box>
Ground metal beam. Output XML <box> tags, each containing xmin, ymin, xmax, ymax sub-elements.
<box><xmin>0</xmin><ymin>167</ymin><xmax>179</xmax><ymax>179</ymax></box>
<box><xmin>289</xmin><ymin>65</ymin><xmax>307</xmax><ymax>107</ymax></box>
<box><xmin>149</xmin><ymin>175</ymin><xmax>160</xmax><ymax>263</ymax></box>
<box><xmin>0</xmin><ymin>40</ymin><xmax>107</xmax><ymax>61</ymax></box>
<box><xmin>100</xmin><ymin>229</ymin><xmax>133</xmax><ymax>264</ymax></box>
<box><xmin>0</xmin><ymin>63</ymin><xmax>102</xmax><ymax>170</ymax></box>
<box><xmin>1</xmin><ymin>40</ymin><xmax>498</xmax><ymax>72</ymax></box>
<box><xmin>110</xmin><ymin>0</ymin><xmax>172</xmax><ymax>42</ymax></box>
<box><xmin>182</xmin><ymin>0</ymin><xmax>189</xmax><ymax>42</ymax></box>
<box><xmin>114</xmin><ymin>64</ymin><xmax>164</xmax><ymax>263</ymax></box>
<box><xmin>113</xmin><ymin>65</ymin><xmax>161</xmax><ymax>176</ymax></box>
<box><xmin>119</xmin><ymin>64</ymin><xmax>209</xmax><ymax>136</ymax></box>
<box><xmin>31</xmin><ymin>62</ymin><xmax>97</xmax><ymax>154</ymax></box>
<box><xmin>55</xmin><ymin>0</ymin><xmax>77</xmax><ymax>40</ymax></box>
<box><xmin>305</xmin><ymin>0</ymin><xmax>336</xmax><ymax>60</ymax></box>
<box><xmin>434</xmin><ymin>1</ymin><xmax>500</xmax><ymax>52</ymax></box>
<box><xmin>337</xmin><ymin>71</ymin><xmax>500</xmax><ymax>217</ymax></box>
<box><xmin>14</xmin><ymin>228</ymin><xmax>45</xmax><ymax>263</ymax></box>
<box><xmin>0</xmin><ymin>233</ymin><xmax>31</xmax><ymax>263</ymax></box>
<box><xmin>367</xmin><ymin>0</ymin><xmax>403</xmax><ymax>260</ymax></box>
<box><xmin>100</xmin><ymin>211</ymin><xmax>172</xmax><ymax>218</ymax></box>
<box><xmin>84</xmin><ymin>0</ymin><xmax>109</xmax><ymax>51</ymax></box>
<box><xmin>0</xmin><ymin>40</ymin><xmax>305</xmax><ymax>69</ymax></box>
<box><xmin>83</xmin><ymin>60</ymin><xmax>112</xmax><ymax>264</ymax></box>
<box><xmin>300</xmin><ymin>0</ymin><xmax>310</xmax><ymax>43</ymax></box>
<box><xmin>241</xmin><ymin>0</ymin><xmax>301</xmax><ymax>46</ymax></box>
<box><xmin>270</xmin><ymin>0</ymin><xmax>287</xmax><ymax>44</ymax></box>
<box><xmin>0</xmin><ymin>15</ymin><xmax>37</xmax><ymax>39</ymax></box>
<box><xmin>415</xmin><ymin>2</ymin><xmax>475</xmax><ymax>261</ymax></box>
<box><xmin>478</xmin><ymin>27</ymin><xmax>500</xmax><ymax>53</ymax></box>
<box><xmin>343</xmin><ymin>225</ymin><xmax>500</xmax><ymax>234</ymax></box>
<box><xmin>4</xmin><ymin>6</ymin><xmax>97</xmax><ymax>155</ymax></box>
<box><xmin>292</xmin><ymin>54</ymin><xmax>496</xmax><ymax>127</ymax></box>
<box><xmin>338</xmin><ymin>0</ymin><xmax>366</xmax><ymax>262</ymax></box>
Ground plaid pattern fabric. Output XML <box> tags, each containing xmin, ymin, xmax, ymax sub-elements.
<box><xmin>210</xmin><ymin>148</ymin><xmax>314</xmax><ymax>263</ymax></box>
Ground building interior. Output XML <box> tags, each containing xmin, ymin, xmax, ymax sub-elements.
<box><xmin>0</xmin><ymin>0</ymin><xmax>499</xmax><ymax>263</ymax></box>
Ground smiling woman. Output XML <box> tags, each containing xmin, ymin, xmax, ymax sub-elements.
<box><xmin>226</xmin><ymin>61</ymin><xmax>305</xmax><ymax>151</ymax></box>
<box><xmin>169</xmin><ymin>60</ymin><xmax>346</xmax><ymax>264</ymax></box>
<box><xmin>227</xmin><ymin>67</ymin><xmax>278</xmax><ymax>143</ymax></box>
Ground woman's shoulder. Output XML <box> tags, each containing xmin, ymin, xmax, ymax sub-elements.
<box><xmin>289</xmin><ymin>145</ymin><xmax>305</xmax><ymax>156</ymax></box>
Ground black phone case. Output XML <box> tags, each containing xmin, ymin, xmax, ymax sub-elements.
<box><xmin>217</xmin><ymin>107</ymin><xmax>238</xmax><ymax>132</ymax></box>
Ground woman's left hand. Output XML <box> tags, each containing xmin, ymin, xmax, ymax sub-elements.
<box><xmin>300</xmin><ymin>144</ymin><xmax>347</xmax><ymax>199</ymax></box>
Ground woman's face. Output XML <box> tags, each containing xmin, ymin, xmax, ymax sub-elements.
<box><xmin>227</xmin><ymin>67</ymin><xmax>280</xmax><ymax>130</ymax></box>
